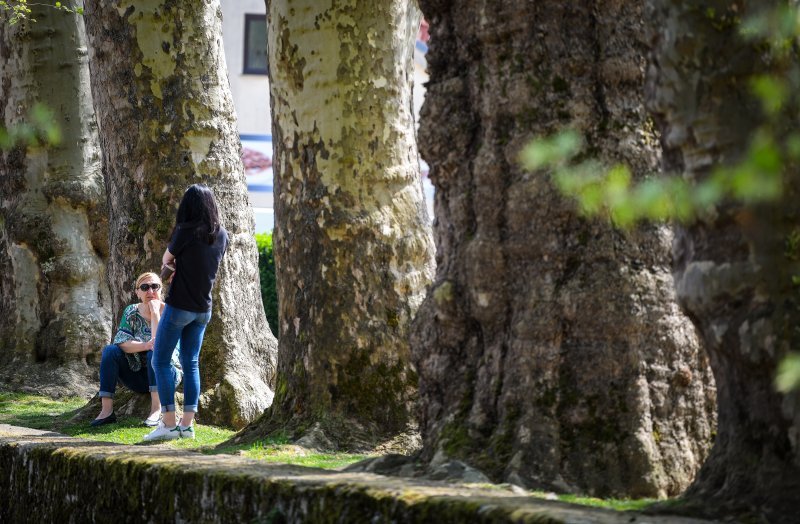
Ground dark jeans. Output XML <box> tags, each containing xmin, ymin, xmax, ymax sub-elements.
<box><xmin>98</xmin><ymin>344</ymin><xmax>180</xmax><ymax>398</ymax></box>
<box><xmin>98</xmin><ymin>344</ymin><xmax>152</xmax><ymax>397</ymax></box>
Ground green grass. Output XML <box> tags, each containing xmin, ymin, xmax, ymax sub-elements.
<box><xmin>66</xmin><ymin>418</ymin><xmax>236</xmax><ymax>447</ymax></box>
<box><xmin>203</xmin><ymin>431</ymin><xmax>374</xmax><ymax>468</ymax></box>
<box><xmin>553</xmin><ymin>493</ymin><xmax>657</xmax><ymax>511</ymax></box>
<box><xmin>0</xmin><ymin>391</ymin><xmax>85</xmax><ymax>429</ymax></box>
<box><xmin>231</xmin><ymin>441</ymin><xmax>372</xmax><ymax>469</ymax></box>
<box><xmin>0</xmin><ymin>392</ymin><xmax>369</xmax><ymax>469</ymax></box>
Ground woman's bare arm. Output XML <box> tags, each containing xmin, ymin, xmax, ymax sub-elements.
<box><xmin>118</xmin><ymin>340</ymin><xmax>153</xmax><ymax>353</ymax></box>
<box><xmin>148</xmin><ymin>300</ymin><xmax>164</xmax><ymax>345</ymax></box>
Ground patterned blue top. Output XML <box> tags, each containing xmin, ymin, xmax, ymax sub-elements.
<box><xmin>112</xmin><ymin>304</ymin><xmax>180</xmax><ymax>372</ymax></box>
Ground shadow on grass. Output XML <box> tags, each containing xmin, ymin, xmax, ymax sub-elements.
<box><xmin>0</xmin><ymin>392</ymin><xmax>87</xmax><ymax>431</ymax></box>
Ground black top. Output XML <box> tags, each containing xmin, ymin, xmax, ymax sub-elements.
<box><xmin>166</xmin><ymin>224</ymin><xmax>229</xmax><ymax>312</ymax></box>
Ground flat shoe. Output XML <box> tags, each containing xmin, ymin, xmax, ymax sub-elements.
<box><xmin>143</xmin><ymin>413</ymin><xmax>162</xmax><ymax>427</ymax></box>
<box><xmin>90</xmin><ymin>412</ymin><xmax>117</xmax><ymax>427</ymax></box>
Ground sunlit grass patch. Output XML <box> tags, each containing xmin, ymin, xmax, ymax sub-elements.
<box><xmin>550</xmin><ymin>493</ymin><xmax>657</xmax><ymax>511</ymax></box>
<box><xmin>0</xmin><ymin>392</ymin><xmax>85</xmax><ymax>429</ymax></box>
<box><xmin>1</xmin><ymin>392</ymin><xmax>371</xmax><ymax>469</ymax></box>
<box><xmin>239</xmin><ymin>441</ymin><xmax>374</xmax><ymax>469</ymax></box>
<box><xmin>64</xmin><ymin>417</ymin><xmax>236</xmax><ymax>448</ymax></box>
<box><xmin>208</xmin><ymin>432</ymin><xmax>373</xmax><ymax>469</ymax></box>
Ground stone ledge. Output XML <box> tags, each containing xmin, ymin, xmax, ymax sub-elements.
<box><xmin>0</xmin><ymin>425</ymin><xmax>714</xmax><ymax>523</ymax></box>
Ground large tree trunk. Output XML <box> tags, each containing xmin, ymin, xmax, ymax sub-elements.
<box><xmin>83</xmin><ymin>0</ymin><xmax>276</xmax><ymax>428</ymax></box>
<box><xmin>0</xmin><ymin>2</ymin><xmax>111</xmax><ymax>397</ymax></box>
<box><xmin>237</xmin><ymin>0</ymin><xmax>434</xmax><ymax>448</ymax></box>
<box><xmin>646</xmin><ymin>1</ymin><xmax>800</xmax><ymax>521</ymax></box>
<box><xmin>412</xmin><ymin>0</ymin><xmax>715</xmax><ymax>497</ymax></box>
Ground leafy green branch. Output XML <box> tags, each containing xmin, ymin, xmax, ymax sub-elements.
<box><xmin>520</xmin><ymin>126</ymin><xmax>788</xmax><ymax>228</ymax></box>
<box><xmin>0</xmin><ymin>0</ymin><xmax>83</xmax><ymax>25</ymax></box>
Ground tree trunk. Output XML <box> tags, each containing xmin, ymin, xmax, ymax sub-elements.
<box><xmin>0</xmin><ymin>2</ymin><xmax>111</xmax><ymax>397</ymax></box>
<box><xmin>412</xmin><ymin>0</ymin><xmax>716</xmax><ymax>497</ymax></box>
<box><xmin>237</xmin><ymin>0</ymin><xmax>434</xmax><ymax>448</ymax></box>
<box><xmin>646</xmin><ymin>1</ymin><xmax>800</xmax><ymax>521</ymax></box>
<box><xmin>83</xmin><ymin>0</ymin><xmax>276</xmax><ymax>428</ymax></box>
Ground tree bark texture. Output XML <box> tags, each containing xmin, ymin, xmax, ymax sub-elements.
<box><xmin>413</xmin><ymin>0</ymin><xmax>716</xmax><ymax>497</ymax></box>
<box><xmin>0</xmin><ymin>3</ymin><xmax>111</xmax><ymax>397</ymax></box>
<box><xmin>647</xmin><ymin>1</ymin><xmax>800</xmax><ymax>521</ymax></box>
<box><xmin>83</xmin><ymin>0</ymin><xmax>276</xmax><ymax>428</ymax></box>
<box><xmin>242</xmin><ymin>0</ymin><xmax>435</xmax><ymax>447</ymax></box>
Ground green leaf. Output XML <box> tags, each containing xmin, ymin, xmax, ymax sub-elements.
<box><xmin>776</xmin><ymin>353</ymin><xmax>800</xmax><ymax>392</ymax></box>
<box><xmin>635</xmin><ymin>179</ymin><xmax>672</xmax><ymax>221</ymax></box>
<box><xmin>520</xmin><ymin>130</ymin><xmax>582</xmax><ymax>170</ymax></box>
<box><xmin>751</xmin><ymin>76</ymin><xmax>787</xmax><ymax>115</ymax></box>
<box><xmin>579</xmin><ymin>183</ymin><xmax>603</xmax><ymax>215</ymax></box>
<box><xmin>690</xmin><ymin>178</ymin><xmax>721</xmax><ymax>213</ymax></box>
<box><xmin>749</xmin><ymin>134</ymin><xmax>781</xmax><ymax>174</ymax></box>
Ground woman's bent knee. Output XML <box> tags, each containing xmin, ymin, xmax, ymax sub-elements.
<box><xmin>101</xmin><ymin>344</ymin><xmax>121</xmax><ymax>360</ymax></box>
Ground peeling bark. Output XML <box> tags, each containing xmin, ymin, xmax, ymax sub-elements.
<box><xmin>413</xmin><ymin>0</ymin><xmax>715</xmax><ymax>497</ymax></box>
<box><xmin>646</xmin><ymin>1</ymin><xmax>800</xmax><ymax>521</ymax></box>
<box><xmin>238</xmin><ymin>0</ymin><xmax>434</xmax><ymax>447</ymax></box>
<box><xmin>83</xmin><ymin>0</ymin><xmax>276</xmax><ymax>428</ymax></box>
<box><xmin>0</xmin><ymin>2</ymin><xmax>111</xmax><ymax>397</ymax></box>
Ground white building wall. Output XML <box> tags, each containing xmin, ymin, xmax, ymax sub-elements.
<box><xmin>220</xmin><ymin>0</ymin><xmax>271</xmax><ymax>136</ymax></box>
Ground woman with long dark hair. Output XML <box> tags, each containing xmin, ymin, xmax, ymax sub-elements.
<box><xmin>144</xmin><ymin>184</ymin><xmax>228</xmax><ymax>441</ymax></box>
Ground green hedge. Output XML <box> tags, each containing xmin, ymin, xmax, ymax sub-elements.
<box><xmin>255</xmin><ymin>232</ymin><xmax>279</xmax><ymax>337</ymax></box>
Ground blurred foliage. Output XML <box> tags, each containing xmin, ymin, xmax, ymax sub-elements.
<box><xmin>255</xmin><ymin>232</ymin><xmax>279</xmax><ymax>338</ymax></box>
<box><xmin>519</xmin><ymin>5</ymin><xmax>800</xmax><ymax>391</ymax></box>
<box><xmin>0</xmin><ymin>103</ymin><xmax>61</xmax><ymax>148</ymax></box>
<box><xmin>520</xmin><ymin>5</ymin><xmax>798</xmax><ymax>228</ymax></box>
<box><xmin>777</xmin><ymin>353</ymin><xmax>800</xmax><ymax>393</ymax></box>
<box><xmin>520</xmin><ymin>128</ymin><xmax>785</xmax><ymax>228</ymax></box>
<box><xmin>0</xmin><ymin>0</ymin><xmax>83</xmax><ymax>25</ymax></box>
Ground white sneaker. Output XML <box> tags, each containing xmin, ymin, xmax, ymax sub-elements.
<box><xmin>143</xmin><ymin>422</ymin><xmax>181</xmax><ymax>442</ymax></box>
<box><xmin>178</xmin><ymin>425</ymin><xmax>195</xmax><ymax>439</ymax></box>
<box><xmin>143</xmin><ymin>412</ymin><xmax>162</xmax><ymax>427</ymax></box>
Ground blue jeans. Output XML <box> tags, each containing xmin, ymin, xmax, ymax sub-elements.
<box><xmin>153</xmin><ymin>305</ymin><xmax>211</xmax><ymax>413</ymax></box>
<box><xmin>98</xmin><ymin>344</ymin><xmax>155</xmax><ymax>397</ymax></box>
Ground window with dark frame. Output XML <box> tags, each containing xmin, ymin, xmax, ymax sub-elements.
<box><xmin>243</xmin><ymin>14</ymin><xmax>268</xmax><ymax>75</ymax></box>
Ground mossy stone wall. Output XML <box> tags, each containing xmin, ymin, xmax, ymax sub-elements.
<box><xmin>0</xmin><ymin>426</ymin><xmax>713</xmax><ymax>524</ymax></box>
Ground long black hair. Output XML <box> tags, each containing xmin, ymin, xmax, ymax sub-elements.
<box><xmin>171</xmin><ymin>184</ymin><xmax>221</xmax><ymax>245</ymax></box>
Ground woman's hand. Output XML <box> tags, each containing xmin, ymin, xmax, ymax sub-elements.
<box><xmin>161</xmin><ymin>249</ymin><xmax>176</xmax><ymax>283</ymax></box>
<box><xmin>148</xmin><ymin>299</ymin><xmax>164</xmax><ymax>321</ymax></box>
<box><xmin>160</xmin><ymin>263</ymin><xmax>175</xmax><ymax>284</ymax></box>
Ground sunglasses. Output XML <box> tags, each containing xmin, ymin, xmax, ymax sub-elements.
<box><xmin>139</xmin><ymin>283</ymin><xmax>161</xmax><ymax>292</ymax></box>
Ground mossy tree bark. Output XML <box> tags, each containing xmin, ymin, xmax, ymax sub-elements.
<box><xmin>412</xmin><ymin>0</ymin><xmax>716</xmax><ymax>497</ymax></box>
<box><xmin>238</xmin><ymin>0</ymin><xmax>434</xmax><ymax>448</ymax></box>
<box><xmin>646</xmin><ymin>1</ymin><xmax>800</xmax><ymax>521</ymax></box>
<box><xmin>0</xmin><ymin>2</ymin><xmax>111</xmax><ymax>397</ymax></box>
<box><xmin>83</xmin><ymin>0</ymin><xmax>276</xmax><ymax>428</ymax></box>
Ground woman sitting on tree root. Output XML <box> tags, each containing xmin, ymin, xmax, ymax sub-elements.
<box><xmin>91</xmin><ymin>272</ymin><xmax>182</xmax><ymax>427</ymax></box>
